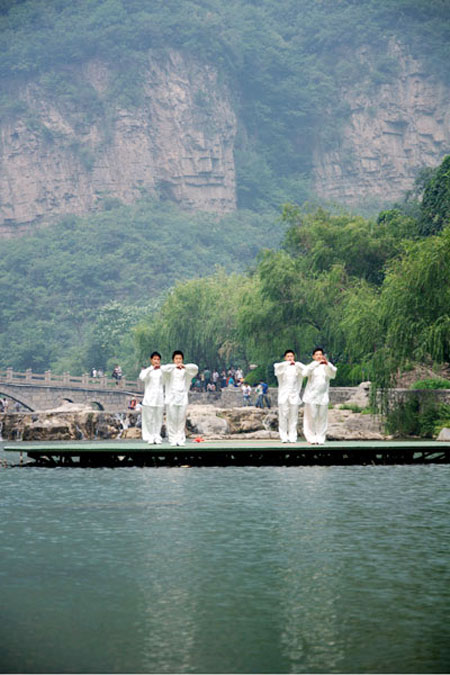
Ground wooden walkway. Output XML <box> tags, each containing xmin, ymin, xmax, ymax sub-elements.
<box><xmin>4</xmin><ymin>439</ymin><xmax>450</xmax><ymax>467</ymax></box>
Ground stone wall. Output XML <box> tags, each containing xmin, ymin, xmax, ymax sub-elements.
<box><xmin>189</xmin><ymin>386</ymin><xmax>360</xmax><ymax>408</ymax></box>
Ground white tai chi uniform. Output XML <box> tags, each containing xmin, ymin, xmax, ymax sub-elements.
<box><xmin>139</xmin><ymin>366</ymin><xmax>164</xmax><ymax>443</ymax></box>
<box><xmin>302</xmin><ymin>360</ymin><xmax>337</xmax><ymax>444</ymax></box>
<box><xmin>274</xmin><ymin>360</ymin><xmax>305</xmax><ymax>442</ymax></box>
<box><xmin>161</xmin><ymin>363</ymin><xmax>198</xmax><ymax>446</ymax></box>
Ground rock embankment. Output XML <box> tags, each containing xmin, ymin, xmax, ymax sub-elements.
<box><xmin>0</xmin><ymin>395</ymin><xmax>389</xmax><ymax>442</ymax></box>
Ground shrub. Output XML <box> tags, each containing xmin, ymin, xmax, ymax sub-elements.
<box><xmin>410</xmin><ymin>378</ymin><xmax>450</xmax><ymax>390</ymax></box>
<box><xmin>386</xmin><ymin>395</ymin><xmax>450</xmax><ymax>438</ymax></box>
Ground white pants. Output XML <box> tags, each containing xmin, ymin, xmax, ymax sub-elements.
<box><xmin>278</xmin><ymin>402</ymin><xmax>299</xmax><ymax>442</ymax></box>
<box><xmin>141</xmin><ymin>405</ymin><xmax>163</xmax><ymax>443</ymax></box>
<box><xmin>166</xmin><ymin>404</ymin><xmax>187</xmax><ymax>445</ymax></box>
<box><xmin>303</xmin><ymin>403</ymin><xmax>328</xmax><ymax>444</ymax></box>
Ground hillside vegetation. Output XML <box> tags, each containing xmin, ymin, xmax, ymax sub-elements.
<box><xmin>1</xmin><ymin>0</ymin><xmax>449</xmax><ymax>209</ymax></box>
<box><xmin>0</xmin><ymin>200</ymin><xmax>279</xmax><ymax>374</ymax></box>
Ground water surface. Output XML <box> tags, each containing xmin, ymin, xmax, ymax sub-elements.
<box><xmin>1</xmin><ymin>446</ymin><xmax>449</xmax><ymax>673</ymax></box>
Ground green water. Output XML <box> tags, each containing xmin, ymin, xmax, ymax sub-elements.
<box><xmin>1</xmin><ymin>446</ymin><xmax>449</xmax><ymax>673</ymax></box>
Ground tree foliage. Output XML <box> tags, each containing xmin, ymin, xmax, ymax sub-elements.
<box><xmin>419</xmin><ymin>155</ymin><xmax>450</xmax><ymax>235</ymax></box>
<box><xmin>132</xmin><ymin>157</ymin><xmax>450</xmax><ymax>387</ymax></box>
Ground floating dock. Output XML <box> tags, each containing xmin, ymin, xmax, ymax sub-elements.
<box><xmin>4</xmin><ymin>439</ymin><xmax>450</xmax><ymax>467</ymax></box>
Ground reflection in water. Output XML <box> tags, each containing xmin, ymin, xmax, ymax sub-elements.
<box><xmin>0</xmin><ymin>463</ymin><xmax>449</xmax><ymax>673</ymax></box>
<box><xmin>274</xmin><ymin>471</ymin><xmax>345</xmax><ymax>673</ymax></box>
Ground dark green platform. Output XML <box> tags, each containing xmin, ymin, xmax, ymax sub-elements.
<box><xmin>4</xmin><ymin>439</ymin><xmax>450</xmax><ymax>466</ymax></box>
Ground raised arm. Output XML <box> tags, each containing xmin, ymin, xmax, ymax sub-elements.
<box><xmin>302</xmin><ymin>361</ymin><xmax>320</xmax><ymax>377</ymax></box>
<box><xmin>138</xmin><ymin>366</ymin><xmax>153</xmax><ymax>381</ymax></box>
<box><xmin>274</xmin><ymin>361</ymin><xmax>288</xmax><ymax>377</ymax></box>
<box><xmin>160</xmin><ymin>363</ymin><xmax>176</xmax><ymax>373</ymax></box>
<box><xmin>184</xmin><ymin>363</ymin><xmax>199</xmax><ymax>378</ymax></box>
<box><xmin>325</xmin><ymin>362</ymin><xmax>337</xmax><ymax>379</ymax></box>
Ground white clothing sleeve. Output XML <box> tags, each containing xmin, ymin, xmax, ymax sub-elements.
<box><xmin>325</xmin><ymin>362</ymin><xmax>337</xmax><ymax>379</ymax></box>
<box><xmin>274</xmin><ymin>361</ymin><xmax>287</xmax><ymax>377</ymax></box>
<box><xmin>302</xmin><ymin>361</ymin><xmax>321</xmax><ymax>377</ymax></box>
<box><xmin>184</xmin><ymin>363</ymin><xmax>199</xmax><ymax>378</ymax></box>
<box><xmin>139</xmin><ymin>366</ymin><xmax>153</xmax><ymax>381</ymax></box>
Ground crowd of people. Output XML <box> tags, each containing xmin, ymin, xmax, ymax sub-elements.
<box><xmin>190</xmin><ymin>366</ymin><xmax>244</xmax><ymax>392</ymax></box>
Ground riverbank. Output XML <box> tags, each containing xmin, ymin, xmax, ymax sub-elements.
<box><xmin>0</xmin><ymin>401</ymin><xmax>388</xmax><ymax>443</ymax></box>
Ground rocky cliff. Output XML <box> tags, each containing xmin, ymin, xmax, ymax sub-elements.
<box><xmin>1</xmin><ymin>42</ymin><xmax>449</xmax><ymax>236</ymax></box>
<box><xmin>313</xmin><ymin>42</ymin><xmax>450</xmax><ymax>208</ymax></box>
<box><xmin>0</xmin><ymin>50</ymin><xmax>237</xmax><ymax>236</ymax></box>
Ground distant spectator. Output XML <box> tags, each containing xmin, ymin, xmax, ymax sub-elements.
<box><xmin>112</xmin><ymin>365</ymin><xmax>122</xmax><ymax>384</ymax></box>
<box><xmin>241</xmin><ymin>382</ymin><xmax>252</xmax><ymax>406</ymax></box>
<box><xmin>255</xmin><ymin>381</ymin><xmax>271</xmax><ymax>408</ymax></box>
<box><xmin>128</xmin><ymin>397</ymin><xmax>137</xmax><ymax>410</ymax></box>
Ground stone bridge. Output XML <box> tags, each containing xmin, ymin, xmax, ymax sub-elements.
<box><xmin>0</xmin><ymin>368</ymin><xmax>144</xmax><ymax>412</ymax></box>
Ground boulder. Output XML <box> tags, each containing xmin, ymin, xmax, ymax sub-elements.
<box><xmin>436</xmin><ymin>427</ymin><xmax>450</xmax><ymax>441</ymax></box>
<box><xmin>0</xmin><ymin>409</ymin><xmax>140</xmax><ymax>441</ymax></box>
<box><xmin>217</xmin><ymin>407</ymin><xmax>278</xmax><ymax>434</ymax></box>
<box><xmin>327</xmin><ymin>408</ymin><xmax>389</xmax><ymax>440</ymax></box>
<box><xmin>341</xmin><ymin>381</ymin><xmax>371</xmax><ymax>409</ymax></box>
<box><xmin>187</xmin><ymin>405</ymin><xmax>229</xmax><ymax>436</ymax></box>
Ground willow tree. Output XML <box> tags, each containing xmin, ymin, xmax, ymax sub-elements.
<box><xmin>379</xmin><ymin>225</ymin><xmax>450</xmax><ymax>365</ymax></box>
<box><xmin>338</xmin><ymin>225</ymin><xmax>450</xmax><ymax>389</ymax></box>
<box><xmin>134</xmin><ymin>269</ymin><xmax>255</xmax><ymax>368</ymax></box>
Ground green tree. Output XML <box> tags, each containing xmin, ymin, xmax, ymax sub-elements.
<box><xmin>134</xmin><ymin>269</ymin><xmax>254</xmax><ymax>369</ymax></box>
<box><xmin>419</xmin><ymin>155</ymin><xmax>450</xmax><ymax>235</ymax></box>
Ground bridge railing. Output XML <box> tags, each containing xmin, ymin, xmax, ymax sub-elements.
<box><xmin>0</xmin><ymin>368</ymin><xmax>144</xmax><ymax>393</ymax></box>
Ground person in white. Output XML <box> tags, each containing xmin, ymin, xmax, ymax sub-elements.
<box><xmin>139</xmin><ymin>351</ymin><xmax>164</xmax><ymax>444</ymax></box>
<box><xmin>161</xmin><ymin>350</ymin><xmax>198</xmax><ymax>446</ymax></box>
<box><xmin>274</xmin><ymin>349</ymin><xmax>305</xmax><ymax>443</ymax></box>
<box><xmin>241</xmin><ymin>381</ymin><xmax>252</xmax><ymax>406</ymax></box>
<box><xmin>302</xmin><ymin>347</ymin><xmax>337</xmax><ymax>445</ymax></box>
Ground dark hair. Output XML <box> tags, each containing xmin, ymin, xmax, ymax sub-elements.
<box><xmin>284</xmin><ymin>349</ymin><xmax>295</xmax><ymax>357</ymax></box>
<box><xmin>172</xmin><ymin>350</ymin><xmax>184</xmax><ymax>360</ymax></box>
<box><xmin>150</xmin><ymin>351</ymin><xmax>161</xmax><ymax>359</ymax></box>
<box><xmin>312</xmin><ymin>346</ymin><xmax>324</xmax><ymax>355</ymax></box>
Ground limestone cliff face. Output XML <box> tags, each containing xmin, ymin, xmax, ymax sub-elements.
<box><xmin>313</xmin><ymin>42</ymin><xmax>450</xmax><ymax>207</ymax></box>
<box><xmin>0</xmin><ymin>50</ymin><xmax>237</xmax><ymax>235</ymax></box>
